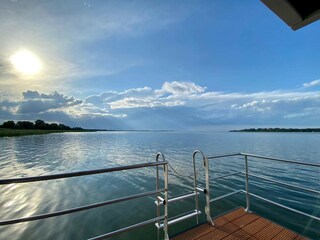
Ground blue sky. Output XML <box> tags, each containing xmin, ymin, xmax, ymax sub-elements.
<box><xmin>0</xmin><ymin>0</ymin><xmax>320</xmax><ymax>130</ymax></box>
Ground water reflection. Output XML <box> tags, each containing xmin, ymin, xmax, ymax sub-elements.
<box><xmin>0</xmin><ymin>131</ymin><xmax>319</xmax><ymax>239</ymax></box>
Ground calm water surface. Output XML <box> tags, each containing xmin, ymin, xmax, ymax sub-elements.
<box><xmin>0</xmin><ymin>131</ymin><xmax>319</xmax><ymax>239</ymax></box>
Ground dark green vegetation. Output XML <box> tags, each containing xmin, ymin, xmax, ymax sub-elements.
<box><xmin>0</xmin><ymin>128</ymin><xmax>77</xmax><ymax>137</ymax></box>
<box><xmin>231</xmin><ymin>128</ymin><xmax>320</xmax><ymax>132</ymax></box>
<box><xmin>1</xmin><ymin>119</ymin><xmax>83</xmax><ymax>131</ymax></box>
<box><xmin>0</xmin><ymin>120</ymin><xmax>93</xmax><ymax>137</ymax></box>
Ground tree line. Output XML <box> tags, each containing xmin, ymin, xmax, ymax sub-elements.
<box><xmin>0</xmin><ymin>120</ymin><xmax>83</xmax><ymax>131</ymax></box>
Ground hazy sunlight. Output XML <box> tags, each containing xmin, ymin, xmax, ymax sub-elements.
<box><xmin>10</xmin><ymin>49</ymin><xmax>42</xmax><ymax>76</ymax></box>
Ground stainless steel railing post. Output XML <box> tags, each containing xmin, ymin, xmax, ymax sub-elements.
<box><xmin>244</xmin><ymin>155</ymin><xmax>250</xmax><ymax>212</ymax></box>
<box><xmin>163</xmin><ymin>162</ymin><xmax>169</xmax><ymax>240</ymax></box>
<box><xmin>156</xmin><ymin>153</ymin><xmax>160</xmax><ymax>240</ymax></box>
<box><xmin>156</xmin><ymin>152</ymin><xmax>169</xmax><ymax>240</ymax></box>
<box><xmin>204</xmin><ymin>155</ymin><xmax>214</xmax><ymax>225</ymax></box>
<box><xmin>192</xmin><ymin>150</ymin><xmax>200</xmax><ymax>224</ymax></box>
<box><xmin>193</xmin><ymin>150</ymin><xmax>213</xmax><ymax>226</ymax></box>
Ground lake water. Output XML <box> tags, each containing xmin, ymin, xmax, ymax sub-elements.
<box><xmin>0</xmin><ymin>131</ymin><xmax>319</xmax><ymax>239</ymax></box>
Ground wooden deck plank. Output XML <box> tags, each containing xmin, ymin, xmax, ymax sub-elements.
<box><xmin>217</xmin><ymin>222</ymin><xmax>240</xmax><ymax>234</ymax></box>
<box><xmin>171</xmin><ymin>208</ymin><xmax>308</xmax><ymax>240</ymax></box>
<box><xmin>272</xmin><ymin>228</ymin><xmax>298</xmax><ymax>240</ymax></box>
<box><xmin>241</xmin><ymin>218</ymin><xmax>271</xmax><ymax>235</ymax></box>
<box><xmin>171</xmin><ymin>223</ymin><xmax>215</xmax><ymax>240</ymax></box>
<box><xmin>230</xmin><ymin>229</ymin><xmax>252</xmax><ymax>239</ymax></box>
<box><xmin>253</xmin><ymin>222</ymin><xmax>284</xmax><ymax>240</ymax></box>
<box><xmin>231</xmin><ymin>213</ymin><xmax>260</xmax><ymax>228</ymax></box>
<box><xmin>214</xmin><ymin>216</ymin><xmax>229</xmax><ymax>227</ymax></box>
<box><xmin>196</xmin><ymin>228</ymin><xmax>233</xmax><ymax>240</ymax></box>
<box><xmin>222</xmin><ymin>208</ymin><xmax>247</xmax><ymax>222</ymax></box>
<box><xmin>294</xmin><ymin>235</ymin><xmax>309</xmax><ymax>240</ymax></box>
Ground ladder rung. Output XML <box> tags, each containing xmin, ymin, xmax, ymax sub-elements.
<box><xmin>155</xmin><ymin>192</ymin><xmax>199</xmax><ymax>206</ymax></box>
<box><xmin>155</xmin><ymin>210</ymin><xmax>201</xmax><ymax>229</ymax></box>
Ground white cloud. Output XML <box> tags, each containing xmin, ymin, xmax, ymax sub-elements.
<box><xmin>1</xmin><ymin>81</ymin><xmax>320</xmax><ymax>129</ymax></box>
<box><xmin>283</xmin><ymin>113</ymin><xmax>310</xmax><ymax>119</ymax></box>
<box><xmin>85</xmin><ymin>82</ymin><xmax>203</xmax><ymax>110</ymax></box>
<box><xmin>302</xmin><ymin>79</ymin><xmax>320</xmax><ymax>88</ymax></box>
<box><xmin>18</xmin><ymin>91</ymin><xmax>82</xmax><ymax>114</ymax></box>
<box><xmin>109</xmin><ymin>97</ymin><xmax>184</xmax><ymax>109</ymax></box>
<box><xmin>83</xmin><ymin>81</ymin><xmax>320</xmax><ymax>116</ymax></box>
<box><xmin>157</xmin><ymin>81</ymin><xmax>206</xmax><ymax>96</ymax></box>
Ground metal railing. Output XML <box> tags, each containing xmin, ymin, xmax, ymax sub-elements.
<box><xmin>155</xmin><ymin>153</ymin><xmax>201</xmax><ymax>236</ymax></box>
<box><xmin>0</xmin><ymin>158</ymin><xmax>169</xmax><ymax>240</ymax></box>
<box><xmin>2</xmin><ymin>151</ymin><xmax>318</xmax><ymax>239</ymax></box>
<box><xmin>193</xmin><ymin>151</ymin><xmax>320</xmax><ymax>225</ymax></box>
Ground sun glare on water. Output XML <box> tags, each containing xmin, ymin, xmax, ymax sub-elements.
<box><xmin>10</xmin><ymin>49</ymin><xmax>42</xmax><ymax>75</ymax></box>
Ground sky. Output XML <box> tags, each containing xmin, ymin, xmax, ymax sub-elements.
<box><xmin>0</xmin><ymin>0</ymin><xmax>320</xmax><ymax>130</ymax></box>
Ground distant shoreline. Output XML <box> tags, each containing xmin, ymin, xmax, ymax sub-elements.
<box><xmin>0</xmin><ymin>128</ymin><xmax>100</xmax><ymax>137</ymax></box>
<box><xmin>0</xmin><ymin>128</ymin><xmax>176</xmax><ymax>137</ymax></box>
<box><xmin>230</xmin><ymin>128</ymin><xmax>320</xmax><ymax>133</ymax></box>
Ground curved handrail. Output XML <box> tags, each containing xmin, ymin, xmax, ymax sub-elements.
<box><xmin>192</xmin><ymin>150</ymin><xmax>214</xmax><ymax>225</ymax></box>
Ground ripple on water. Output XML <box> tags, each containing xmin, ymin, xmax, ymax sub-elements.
<box><xmin>0</xmin><ymin>131</ymin><xmax>319</xmax><ymax>239</ymax></box>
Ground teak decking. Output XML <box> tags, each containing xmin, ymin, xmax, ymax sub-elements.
<box><xmin>172</xmin><ymin>208</ymin><xmax>308</xmax><ymax>240</ymax></box>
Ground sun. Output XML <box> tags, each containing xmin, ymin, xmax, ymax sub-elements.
<box><xmin>10</xmin><ymin>49</ymin><xmax>42</xmax><ymax>75</ymax></box>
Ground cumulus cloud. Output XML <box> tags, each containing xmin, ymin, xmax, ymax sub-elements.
<box><xmin>303</xmin><ymin>79</ymin><xmax>320</xmax><ymax>88</ymax></box>
<box><xmin>1</xmin><ymin>81</ymin><xmax>320</xmax><ymax>129</ymax></box>
<box><xmin>109</xmin><ymin>98</ymin><xmax>184</xmax><ymax>109</ymax></box>
<box><xmin>85</xmin><ymin>81</ymin><xmax>207</xmax><ymax>110</ymax></box>
<box><xmin>82</xmin><ymin>81</ymin><xmax>320</xmax><ymax>128</ymax></box>
<box><xmin>23</xmin><ymin>90</ymin><xmax>41</xmax><ymax>99</ymax></box>
<box><xmin>158</xmin><ymin>81</ymin><xmax>206</xmax><ymax>96</ymax></box>
<box><xmin>85</xmin><ymin>87</ymin><xmax>154</xmax><ymax>107</ymax></box>
<box><xmin>18</xmin><ymin>91</ymin><xmax>82</xmax><ymax>114</ymax></box>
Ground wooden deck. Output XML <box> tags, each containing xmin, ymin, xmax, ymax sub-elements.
<box><xmin>172</xmin><ymin>208</ymin><xmax>308</xmax><ymax>240</ymax></box>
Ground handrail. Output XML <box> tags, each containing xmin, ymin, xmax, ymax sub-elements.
<box><xmin>210</xmin><ymin>171</ymin><xmax>242</xmax><ymax>181</ymax></box>
<box><xmin>209</xmin><ymin>190</ymin><xmax>242</xmax><ymax>203</ymax></box>
<box><xmin>89</xmin><ymin>216</ymin><xmax>166</xmax><ymax>240</ymax></box>
<box><xmin>246</xmin><ymin>191</ymin><xmax>320</xmax><ymax>222</ymax></box>
<box><xmin>0</xmin><ymin>161</ymin><xmax>167</xmax><ymax>185</ymax></box>
<box><xmin>247</xmin><ymin>172</ymin><xmax>320</xmax><ymax>195</ymax></box>
<box><xmin>207</xmin><ymin>153</ymin><xmax>240</xmax><ymax>159</ymax></box>
<box><xmin>207</xmin><ymin>152</ymin><xmax>320</xmax><ymax>167</ymax></box>
<box><xmin>198</xmin><ymin>150</ymin><xmax>320</xmax><ymax>228</ymax></box>
<box><xmin>193</xmin><ymin>150</ymin><xmax>212</xmax><ymax>225</ymax></box>
<box><xmin>1</xmin><ymin>150</ymin><xmax>318</xmax><ymax>239</ymax></box>
<box><xmin>0</xmin><ymin>188</ymin><xmax>165</xmax><ymax>226</ymax></box>
<box><xmin>0</xmin><ymin>158</ymin><xmax>169</xmax><ymax>240</ymax></box>
<box><xmin>239</xmin><ymin>152</ymin><xmax>320</xmax><ymax>167</ymax></box>
<box><xmin>156</xmin><ymin>210</ymin><xmax>201</xmax><ymax>229</ymax></box>
<box><xmin>155</xmin><ymin>191</ymin><xmax>199</xmax><ymax>206</ymax></box>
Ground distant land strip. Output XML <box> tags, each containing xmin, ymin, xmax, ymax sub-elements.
<box><xmin>0</xmin><ymin>119</ymin><xmax>103</xmax><ymax>137</ymax></box>
<box><xmin>0</xmin><ymin>128</ymin><xmax>101</xmax><ymax>137</ymax></box>
<box><xmin>230</xmin><ymin>128</ymin><xmax>320</xmax><ymax>132</ymax></box>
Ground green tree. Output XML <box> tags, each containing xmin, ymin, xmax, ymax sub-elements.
<box><xmin>59</xmin><ymin>124</ymin><xmax>71</xmax><ymax>130</ymax></box>
<box><xmin>15</xmin><ymin>121</ymin><xmax>34</xmax><ymax>129</ymax></box>
<box><xmin>1</xmin><ymin>121</ymin><xmax>15</xmax><ymax>129</ymax></box>
<box><xmin>34</xmin><ymin>119</ymin><xmax>46</xmax><ymax>129</ymax></box>
<box><xmin>49</xmin><ymin>123</ymin><xmax>59</xmax><ymax>130</ymax></box>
